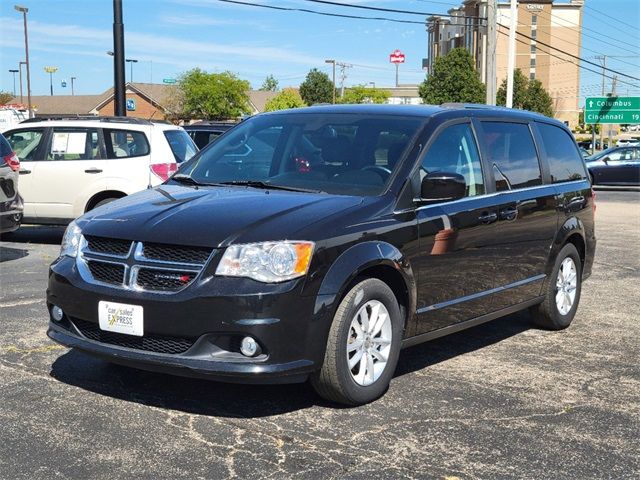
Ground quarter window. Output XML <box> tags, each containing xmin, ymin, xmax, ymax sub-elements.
<box><xmin>47</xmin><ymin>128</ymin><xmax>100</xmax><ymax>161</ymax></box>
<box><xmin>420</xmin><ymin>123</ymin><xmax>485</xmax><ymax>197</ymax></box>
<box><xmin>4</xmin><ymin>129</ymin><xmax>44</xmax><ymax>161</ymax></box>
<box><xmin>481</xmin><ymin>122</ymin><xmax>542</xmax><ymax>191</ymax></box>
<box><xmin>104</xmin><ymin>129</ymin><xmax>150</xmax><ymax>159</ymax></box>
<box><xmin>537</xmin><ymin>123</ymin><xmax>587</xmax><ymax>183</ymax></box>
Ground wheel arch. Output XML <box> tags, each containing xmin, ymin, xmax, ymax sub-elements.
<box><xmin>85</xmin><ymin>190</ymin><xmax>127</xmax><ymax>212</ymax></box>
<box><xmin>547</xmin><ymin>216</ymin><xmax>587</xmax><ymax>277</ymax></box>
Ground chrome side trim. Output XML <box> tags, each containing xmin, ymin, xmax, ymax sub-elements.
<box><xmin>416</xmin><ymin>274</ymin><xmax>546</xmax><ymax>314</ymax></box>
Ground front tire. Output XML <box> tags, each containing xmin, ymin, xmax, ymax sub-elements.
<box><xmin>531</xmin><ymin>243</ymin><xmax>582</xmax><ymax>330</ymax></box>
<box><xmin>311</xmin><ymin>278</ymin><xmax>403</xmax><ymax>406</ymax></box>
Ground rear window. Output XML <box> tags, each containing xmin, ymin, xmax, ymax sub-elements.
<box><xmin>0</xmin><ymin>134</ymin><xmax>12</xmax><ymax>157</ymax></box>
<box><xmin>104</xmin><ymin>129</ymin><xmax>150</xmax><ymax>159</ymax></box>
<box><xmin>537</xmin><ymin>123</ymin><xmax>587</xmax><ymax>183</ymax></box>
<box><xmin>164</xmin><ymin>129</ymin><xmax>198</xmax><ymax>163</ymax></box>
<box><xmin>481</xmin><ymin>122</ymin><xmax>542</xmax><ymax>191</ymax></box>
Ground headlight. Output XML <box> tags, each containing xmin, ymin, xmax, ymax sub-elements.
<box><xmin>60</xmin><ymin>221</ymin><xmax>82</xmax><ymax>258</ymax></box>
<box><xmin>216</xmin><ymin>241</ymin><xmax>314</xmax><ymax>283</ymax></box>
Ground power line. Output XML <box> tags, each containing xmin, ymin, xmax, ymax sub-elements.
<box><xmin>215</xmin><ymin>0</ymin><xmax>427</xmax><ymax>25</ymax></box>
<box><xmin>497</xmin><ymin>29</ymin><xmax>640</xmax><ymax>90</ymax></box>
<box><xmin>301</xmin><ymin>0</ymin><xmax>485</xmax><ymax>19</ymax></box>
<box><xmin>584</xmin><ymin>4</ymin><xmax>639</xmax><ymax>33</ymax></box>
<box><xmin>497</xmin><ymin>24</ymin><xmax>640</xmax><ymax>82</ymax></box>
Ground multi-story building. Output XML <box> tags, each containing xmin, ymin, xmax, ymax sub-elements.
<box><xmin>426</xmin><ymin>0</ymin><xmax>583</xmax><ymax>127</ymax></box>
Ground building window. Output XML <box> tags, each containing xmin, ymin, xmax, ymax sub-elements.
<box><xmin>531</xmin><ymin>44</ymin><xmax>536</xmax><ymax>54</ymax></box>
<box><xmin>531</xmin><ymin>30</ymin><xmax>537</xmax><ymax>39</ymax></box>
<box><xmin>530</xmin><ymin>58</ymin><xmax>536</xmax><ymax>67</ymax></box>
<box><xmin>530</xmin><ymin>72</ymin><xmax>536</xmax><ymax>80</ymax></box>
<box><xmin>532</xmin><ymin>14</ymin><xmax>537</xmax><ymax>25</ymax></box>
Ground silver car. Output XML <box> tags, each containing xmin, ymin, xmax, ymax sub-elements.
<box><xmin>0</xmin><ymin>133</ymin><xmax>23</xmax><ymax>234</ymax></box>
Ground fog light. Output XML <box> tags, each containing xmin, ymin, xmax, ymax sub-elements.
<box><xmin>240</xmin><ymin>336</ymin><xmax>259</xmax><ymax>357</ymax></box>
<box><xmin>51</xmin><ymin>305</ymin><xmax>64</xmax><ymax>322</ymax></box>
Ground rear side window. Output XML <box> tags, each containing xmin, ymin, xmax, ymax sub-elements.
<box><xmin>104</xmin><ymin>129</ymin><xmax>150</xmax><ymax>159</ymax></box>
<box><xmin>4</xmin><ymin>129</ymin><xmax>44</xmax><ymax>161</ymax></box>
<box><xmin>537</xmin><ymin>123</ymin><xmax>586</xmax><ymax>182</ymax></box>
<box><xmin>47</xmin><ymin>128</ymin><xmax>100</xmax><ymax>161</ymax></box>
<box><xmin>481</xmin><ymin>122</ymin><xmax>542</xmax><ymax>191</ymax></box>
<box><xmin>164</xmin><ymin>129</ymin><xmax>198</xmax><ymax>163</ymax></box>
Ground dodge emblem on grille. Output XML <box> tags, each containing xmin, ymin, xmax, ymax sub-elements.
<box><xmin>155</xmin><ymin>273</ymin><xmax>192</xmax><ymax>283</ymax></box>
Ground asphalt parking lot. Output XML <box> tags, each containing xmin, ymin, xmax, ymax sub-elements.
<box><xmin>0</xmin><ymin>190</ymin><xmax>638</xmax><ymax>480</ymax></box>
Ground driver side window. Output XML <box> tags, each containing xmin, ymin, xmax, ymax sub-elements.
<box><xmin>421</xmin><ymin>123</ymin><xmax>485</xmax><ymax>197</ymax></box>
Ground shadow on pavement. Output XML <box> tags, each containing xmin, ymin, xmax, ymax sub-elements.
<box><xmin>2</xmin><ymin>225</ymin><xmax>66</xmax><ymax>245</ymax></box>
<box><xmin>49</xmin><ymin>310</ymin><xmax>533</xmax><ymax>417</ymax></box>
<box><xmin>0</xmin><ymin>246</ymin><xmax>29</xmax><ymax>262</ymax></box>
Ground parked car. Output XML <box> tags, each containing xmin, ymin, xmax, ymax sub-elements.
<box><xmin>0</xmin><ymin>105</ymin><xmax>28</xmax><ymax>133</ymax></box>
<box><xmin>616</xmin><ymin>137</ymin><xmax>640</xmax><ymax>147</ymax></box>
<box><xmin>46</xmin><ymin>104</ymin><xmax>595</xmax><ymax>405</ymax></box>
<box><xmin>183</xmin><ymin>121</ymin><xmax>237</xmax><ymax>149</ymax></box>
<box><xmin>3</xmin><ymin>117</ymin><xmax>198</xmax><ymax>225</ymax></box>
<box><xmin>586</xmin><ymin>146</ymin><xmax>640</xmax><ymax>186</ymax></box>
<box><xmin>0</xmin><ymin>132</ymin><xmax>23</xmax><ymax>234</ymax></box>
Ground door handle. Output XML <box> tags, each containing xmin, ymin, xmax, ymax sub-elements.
<box><xmin>499</xmin><ymin>206</ymin><xmax>518</xmax><ymax>221</ymax></box>
<box><xmin>84</xmin><ymin>168</ymin><xmax>103</xmax><ymax>174</ymax></box>
<box><xmin>478</xmin><ymin>211</ymin><xmax>498</xmax><ymax>224</ymax></box>
<box><xmin>19</xmin><ymin>169</ymin><xmax>31</xmax><ymax>175</ymax></box>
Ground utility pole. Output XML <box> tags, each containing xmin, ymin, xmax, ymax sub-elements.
<box><xmin>595</xmin><ymin>55</ymin><xmax>606</xmax><ymax>151</ymax></box>
<box><xmin>15</xmin><ymin>5</ymin><xmax>32</xmax><ymax>118</ymax></box>
<box><xmin>337</xmin><ymin>61</ymin><xmax>353</xmax><ymax>98</ymax></box>
<box><xmin>113</xmin><ymin>0</ymin><xmax>126</xmax><ymax>116</ymax></box>
<box><xmin>325</xmin><ymin>59</ymin><xmax>336</xmax><ymax>104</ymax></box>
<box><xmin>485</xmin><ymin>0</ymin><xmax>497</xmax><ymax>105</ymax></box>
<box><xmin>505</xmin><ymin>0</ymin><xmax>518</xmax><ymax>108</ymax></box>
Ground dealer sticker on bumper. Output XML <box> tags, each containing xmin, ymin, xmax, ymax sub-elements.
<box><xmin>98</xmin><ymin>301</ymin><xmax>143</xmax><ymax>337</ymax></box>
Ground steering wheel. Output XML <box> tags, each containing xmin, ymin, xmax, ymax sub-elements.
<box><xmin>361</xmin><ymin>165</ymin><xmax>392</xmax><ymax>181</ymax></box>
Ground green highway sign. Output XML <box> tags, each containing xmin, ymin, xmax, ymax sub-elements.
<box><xmin>162</xmin><ymin>78</ymin><xmax>177</xmax><ymax>84</ymax></box>
<box><xmin>585</xmin><ymin>96</ymin><xmax>640</xmax><ymax>124</ymax></box>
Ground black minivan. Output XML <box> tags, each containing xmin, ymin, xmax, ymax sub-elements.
<box><xmin>47</xmin><ymin>105</ymin><xmax>595</xmax><ymax>405</ymax></box>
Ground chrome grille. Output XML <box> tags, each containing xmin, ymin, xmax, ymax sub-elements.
<box><xmin>78</xmin><ymin>235</ymin><xmax>212</xmax><ymax>293</ymax></box>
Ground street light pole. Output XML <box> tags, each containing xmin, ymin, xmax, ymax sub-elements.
<box><xmin>18</xmin><ymin>61</ymin><xmax>26</xmax><ymax>103</ymax></box>
<box><xmin>113</xmin><ymin>0</ymin><xmax>126</xmax><ymax>116</ymax></box>
<box><xmin>44</xmin><ymin>66</ymin><xmax>58</xmax><ymax>96</ymax></box>
<box><xmin>14</xmin><ymin>5</ymin><xmax>32</xmax><ymax>118</ymax></box>
<box><xmin>8</xmin><ymin>69</ymin><xmax>18</xmax><ymax>96</ymax></box>
<box><xmin>325</xmin><ymin>59</ymin><xmax>336</xmax><ymax>104</ymax></box>
<box><xmin>126</xmin><ymin>58</ymin><xmax>138</xmax><ymax>83</ymax></box>
<box><xmin>71</xmin><ymin>76</ymin><xmax>76</xmax><ymax>96</ymax></box>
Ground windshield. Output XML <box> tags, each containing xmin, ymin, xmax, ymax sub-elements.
<box><xmin>586</xmin><ymin>147</ymin><xmax>617</xmax><ymax>161</ymax></box>
<box><xmin>164</xmin><ymin>129</ymin><xmax>198</xmax><ymax>163</ymax></box>
<box><xmin>178</xmin><ymin>113</ymin><xmax>424</xmax><ymax>196</ymax></box>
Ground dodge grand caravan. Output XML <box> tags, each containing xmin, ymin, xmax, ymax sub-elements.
<box><xmin>47</xmin><ymin>105</ymin><xmax>595</xmax><ymax>405</ymax></box>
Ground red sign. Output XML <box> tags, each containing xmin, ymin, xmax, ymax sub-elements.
<box><xmin>389</xmin><ymin>49</ymin><xmax>405</xmax><ymax>64</ymax></box>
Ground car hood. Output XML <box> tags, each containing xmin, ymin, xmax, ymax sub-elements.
<box><xmin>78</xmin><ymin>184</ymin><xmax>364</xmax><ymax>247</ymax></box>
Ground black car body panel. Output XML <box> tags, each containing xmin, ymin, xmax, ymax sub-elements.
<box><xmin>46</xmin><ymin>104</ymin><xmax>596</xmax><ymax>384</ymax></box>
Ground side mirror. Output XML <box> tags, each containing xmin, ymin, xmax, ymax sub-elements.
<box><xmin>601</xmin><ymin>156</ymin><xmax>610</xmax><ymax>164</ymax></box>
<box><xmin>417</xmin><ymin>172</ymin><xmax>466</xmax><ymax>203</ymax></box>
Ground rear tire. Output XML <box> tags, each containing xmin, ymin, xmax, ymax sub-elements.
<box><xmin>531</xmin><ymin>243</ymin><xmax>582</xmax><ymax>330</ymax></box>
<box><xmin>310</xmin><ymin>278</ymin><xmax>402</xmax><ymax>406</ymax></box>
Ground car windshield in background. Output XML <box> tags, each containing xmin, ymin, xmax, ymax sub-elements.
<box><xmin>179</xmin><ymin>113</ymin><xmax>424</xmax><ymax>196</ymax></box>
<box><xmin>164</xmin><ymin>129</ymin><xmax>198</xmax><ymax>163</ymax></box>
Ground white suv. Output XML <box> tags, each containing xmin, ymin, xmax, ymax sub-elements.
<box><xmin>3</xmin><ymin>117</ymin><xmax>197</xmax><ymax>224</ymax></box>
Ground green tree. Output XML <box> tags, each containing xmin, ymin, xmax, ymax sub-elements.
<box><xmin>496</xmin><ymin>69</ymin><xmax>529</xmax><ymax>109</ymax></box>
<box><xmin>0</xmin><ymin>91</ymin><xmax>14</xmax><ymax>105</ymax></box>
<box><xmin>419</xmin><ymin>48</ymin><xmax>485</xmax><ymax>104</ymax></box>
<box><xmin>260</xmin><ymin>74</ymin><xmax>279</xmax><ymax>92</ymax></box>
<box><xmin>340</xmin><ymin>85</ymin><xmax>390</xmax><ymax>104</ymax></box>
<box><xmin>178</xmin><ymin>68</ymin><xmax>251</xmax><ymax>120</ymax></box>
<box><xmin>299</xmin><ymin>68</ymin><xmax>334</xmax><ymax>105</ymax></box>
<box><xmin>264</xmin><ymin>88</ymin><xmax>306</xmax><ymax>112</ymax></box>
<box><xmin>497</xmin><ymin>70</ymin><xmax>554</xmax><ymax>117</ymax></box>
<box><xmin>524</xmin><ymin>79</ymin><xmax>554</xmax><ymax>117</ymax></box>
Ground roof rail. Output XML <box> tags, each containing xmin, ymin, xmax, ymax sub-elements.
<box><xmin>20</xmin><ymin>115</ymin><xmax>156</xmax><ymax>125</ymax></box>
<box><xmin>440</xmin><ymin>103</ymin><xmax>513</xmax><ymax>110</ymax></box>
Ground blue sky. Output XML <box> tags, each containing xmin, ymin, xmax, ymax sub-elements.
<box><xmin>0</xmin><ymin>0</ymin><xmax>638</xmax><ymax>107</ymax></box>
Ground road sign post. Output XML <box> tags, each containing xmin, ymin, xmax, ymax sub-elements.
<box><xmin>585</xmin><ymin>96</ymin><xmax>640</xmax><ymax>124</ymax></box>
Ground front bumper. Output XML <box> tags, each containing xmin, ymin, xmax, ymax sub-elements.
<box><xmin>47</xmin><ymin>256</ymin><xmax>334</xmax><ymax>384</ymax></box>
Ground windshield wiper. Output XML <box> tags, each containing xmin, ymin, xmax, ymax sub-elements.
<box><xmin>219</xmin><ymin>180</ymin><xmax>322</xmax><ymax>193</ymax></box>
<box><xmin>171</xmin><ymin>174</ymin><xmax>222</xmax><ymax>187</ymax></box>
